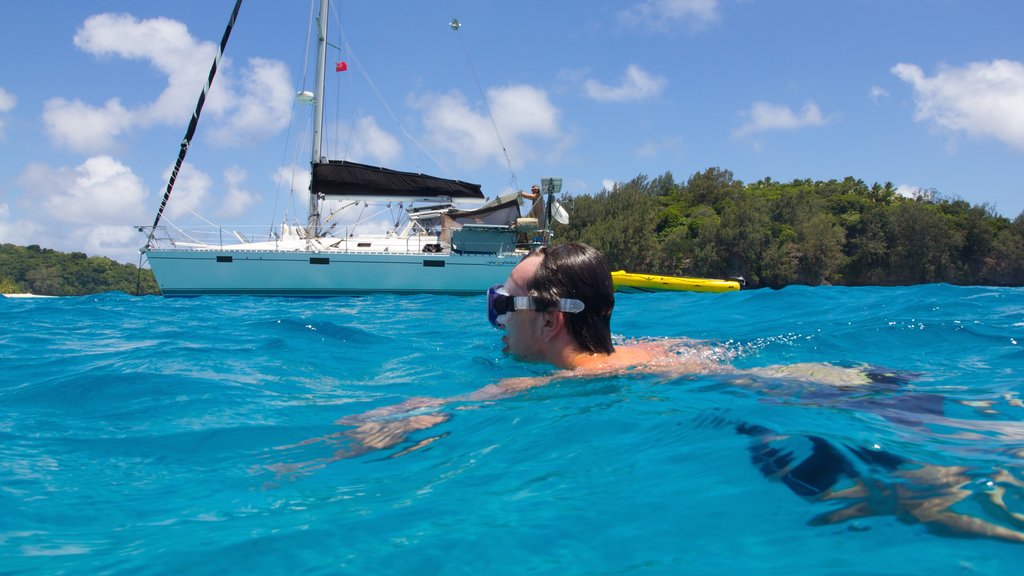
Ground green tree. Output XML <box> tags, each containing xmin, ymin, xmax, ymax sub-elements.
<box><xmin>795</xmin><ymin>212</ymin><xmax>846</xmax><ymax>284</ymax></box>
<box><xmin>888</xmin><ymin>201</ymin><xmax>964</xmax><ymax>284</ymax></box>
<box><xmin>26</xmin><ymin>265</ymin><xmax>63</xmax><ymax>295</ymax></box>
<box><xmin>982</xmin><ymin>212</ymin><xmax>1024</xmax><ymax>285</ymax></box>
<box><xmin>0</xmin><ymin>243</ymin><xmax>159</xmax><ymax>295</ymax></box>
<box><xmin>552</xmin><ymin>168</ymin><xmax>1022</xmax><ymax>289</ymax></box>
<box><xmin>0</xmin><ymin>276</ymin><xmax>25</xmax><ymax>293</ymax></box>
<box><xmin>558</xmin><ymin>175</ymin><xmax>661</xmax><ymax>272</ymax></box>
<box><xmin>843</xmin><ymin>206</ymin><xmax>891</xmax><ymax>285</ymax></box>
<box><xmin>675</xmin><ymin>167</ymin><xmax>743</xmax><ymax>209</ymax></box>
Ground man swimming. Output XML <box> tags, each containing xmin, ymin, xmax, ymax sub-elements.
<box><xmin>289</xmin><ymin>243</ymin><xmax>1024</xmax><ymax>543</ymax></box>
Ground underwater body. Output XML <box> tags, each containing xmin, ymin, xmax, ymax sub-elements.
<box><xmin>1</xmin><ymin>284</ymin><xmax>1022</xmax><ymax>574</ymax></box>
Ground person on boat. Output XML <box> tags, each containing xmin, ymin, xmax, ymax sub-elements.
<box><xmin>285</xmin><ymin>243</ymin><xmax>1024</xmax><ymax>543</ymax></box>
<box><xmin>520</xmin><ymin>184</ymin><xmax>541</xmax><ymax>201</ymax></box>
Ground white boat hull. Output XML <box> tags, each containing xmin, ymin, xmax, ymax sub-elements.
<box><xmin>145</xmin><ymin>248</ymin><xmax>519</xmax><ymax>296</ymax></box>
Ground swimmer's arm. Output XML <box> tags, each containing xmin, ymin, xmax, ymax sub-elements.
<box><xmin>335</xmin><ymin>377</ymin><xmax>553</xmax><ymax>457</ymax></box>
<box><xmin>338</xmin><ymin>375</ymin><xmax>555</xmax><ymax>424</ymax></box>
<box><xmin>269</xmin><ymin>411</ymin><xmax>452</xmax><ymax>473</ymax></box>
<box><xmin>457</xmin><ymin>376</ymin><xmax>554</xmax><ymax>402</ymax></box>
<box><xmin>337</xmin><ymin>396</ymin><xmax>447</xmax><ymax>425</ymax></box>
<box><xmin>279</xmin><ymin>376</ymin><xmax>556</xmax><ymax>468</ymax></box>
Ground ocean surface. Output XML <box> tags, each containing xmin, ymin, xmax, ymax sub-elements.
<box><xmin>1</xmin><ymin>285</ymin><xmax>1022</xmax><ymax>575</ymax></box>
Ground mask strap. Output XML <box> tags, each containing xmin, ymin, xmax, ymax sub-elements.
<box><xmin>558</xmin><ymin>298</ymin><xmax>585</xmax><ymax>313</ymax></box>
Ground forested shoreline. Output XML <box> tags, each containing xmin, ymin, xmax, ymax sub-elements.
<box><xmin>556</xmin><ymin>168</ymin><xmax>1024</xmax><ymax>289</ymax></box>
<box><xmin>0</xmin><ymin>244</ymin><xmax>159</xmax><ymax>296</ymax></box>
<box><xmin>2</xmin><ymin>167</ymin><xmax>1022</xmax><ymax>295</ymax></box>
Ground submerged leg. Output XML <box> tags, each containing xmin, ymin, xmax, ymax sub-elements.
<box><xmin>737</xmin><ymin>424</ymin><xmax>858</xmax><ymax>498</ymax></box>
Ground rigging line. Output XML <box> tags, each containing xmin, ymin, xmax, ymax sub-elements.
<box><xmin>146</xmin><ymin>0</ymin><xmax>243</xmax><ymax>249</ymax></box>
<box><xmin>135</xmin><ymin>251</ymin><xmax>146</xmax><ymax>296</ymax></box>
<box><xmin>271</xmin><ymin>0</ymin><xmax>316</xmax><ymax>238</ymax></box>
<box><xmin>330</xmin><ymin>0</ymin><xmax>353</xmax><ymax>161</ymax></box>
<box><xmin>334</xmin><ymin>62</ymin><xmax>341</xmax><ymax>159</ymax></box>
<box><xmin>443</xmin><ymin>0</ymin><xmax>519</xmax><ymax>193</ymax></box>
<box><xmin>335</xmin><ymin>17</ymin><xmax>356</xmax><ymax>161</ymax></box>
<box><xmin>162</xmin><ymin>216</ymin><xmax>204</xmax><ymax>246</ymax></box>
<box><xmin>349</xmin><ymin>204</ymin><xmax>399</xmax><ymax>231</ymax></box>
<box><xmin>300</xmin><ymin>0</ymin><xmax>316</xmax><ymax>91</ymax></box>
<box><xmin>279</xmin><ymin>112</ymin><xmax>316</xmax><ymax>226</ymax></box>
<box><xmin>341</xmin><ymin>64</ymin><xmax>356</xmax><ymax>162</ymax></box>
<box><xmin>187</xmin><ymin>208</ymin><xmax>224</xmax><ymax>230</ymax></box>
<box><xmin>272</xmin><ymin>93</ymin><xmax>303</xmax><ymax>238</ymax></box>
<box><xmin>293</xmin><ymin>114</ymin><xmax>316</xmax><ymax>219</ymax></box>
<box><xmin>329</xmin><ymin>4</ymin><xmax>452</xmax><ymax>176</ymax></box>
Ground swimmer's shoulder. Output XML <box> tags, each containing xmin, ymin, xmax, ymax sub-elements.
<box><xmin>608</xmin><ymin>337</ymin><xmax>729</xmax><ymax>374</ymax></box>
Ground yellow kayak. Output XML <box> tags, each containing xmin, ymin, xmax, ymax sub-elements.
<box><xmin>611</xmin><ymin>270</ymin><xmax>742</xmax><ymax>293</ymax></box>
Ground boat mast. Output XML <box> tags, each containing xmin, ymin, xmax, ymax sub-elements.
<box><xmin>307</xmin><ymin>0</ymin><xmax>329</xmax><ymax>236</ymax></box>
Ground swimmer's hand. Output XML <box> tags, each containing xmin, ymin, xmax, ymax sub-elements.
<box><xmin>337</xmin><ymin>396</ymin><xmax>446</xmax><ymax>425</ymax></box>
<box><xmin>345</xmin><ymin>413</ymin><xmax>451</xmax><ymax>451</ymax></box>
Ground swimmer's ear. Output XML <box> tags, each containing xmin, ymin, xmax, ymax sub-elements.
<box><xmin>540</xmin><ymin>308</ymin><xmax>565</xmax><ymax>342</ymax></box>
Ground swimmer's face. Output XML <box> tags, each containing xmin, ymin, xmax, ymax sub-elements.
<box><xmin>500</xmin><ymin>254</ymin><xmax>546</xmax><ymax>362</ymax></box>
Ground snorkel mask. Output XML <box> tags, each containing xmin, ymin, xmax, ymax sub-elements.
<box><xmin>487</xmin><ymin>284</ymin><xmax>585</xmax><ymax>328</ymax></box>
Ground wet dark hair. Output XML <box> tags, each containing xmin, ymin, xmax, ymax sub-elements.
<box><xmin>526</xmin><ymin>243</ymin><xmax>615</xmax><ymax>355</ymax></box>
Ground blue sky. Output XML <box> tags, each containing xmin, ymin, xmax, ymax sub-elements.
<box><xmin>1</xmin><ymin>0</ymin><xmax>1022</xmax><ymax>263</ymax></box>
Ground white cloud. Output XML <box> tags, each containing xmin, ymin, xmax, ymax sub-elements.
<box><xmin>208</xmin><ymin>58</ymin><xmax>293</xmax><ymax>146</ymax></box>
<box><xmin>11</xmin><ymin>157</ymin><xmax>151</xmax><ymax>262</ymax></box>
<box><xmin>20</xmin><ymin>156</ymin><xmax>149</xmax><ymax>225</ymax></box>
<box><xmin>413</xmin><ymin>91</ymin><xmax>498</xmax><ymax>169</ymax></box>
<box><xmin>584</xmin><ymin>65</ymin><xmax>667</xmax><ymax>102</ymax></box>
<box><xmin>67</xmin><ymin>225</ymin><xmax>143</xmax><ymax>264</ymax></box>
<box><xmin>620</xmin><ymin>0</ymin><xmax>720</xmax><ymax>29</ymax></box>
<box><xmin>869</xmin><ymin>85</ymin><xmax>890</xmax><ymax>103</ymax></box>
<box><xmin>216</xmin><ymin>166</ymin><xmax>260</xmax><ymax>218</ymax></box>
<box><xmin>73</xmin><ymin>13</ymin><xmax>218</xmax><ymax>122</ymax></box>
<box><xmin>602</xmin><ymin>179</ymin><xmax>617</xmax><ymax>192</ymax></box>
<box><xmin>44</xmin><ymin>13</ymin><xmax>293</xmax><ymax>153</ymax></box>
<box><xmin>160</xmin><ymin>163</ymin><xmax>211</xmax><ymax>219</ymax></box>
<box><xmin>43</xmin><ymin>97</ymin><xmax>133</xmax><ymax>152</ymax></box>
<box><xmin>733</xmin><ymin>100</ymin><xmax>828</xmax><ymax>137</ymax></box>
<box><xmin>275</xmin><ymin>164</ymin><xmax>312</xmax><ymax>198</ymax></box>
<box><xmin>895</xmin><ymin>184</ymin><xmax>920</xmax><ymax>198</ymax></box>
<box><xmin>891</xmin><ymin>59</ymin><xmax>1024</xmax><ymax>151</ymax></box>
<box><xmin>343</xmin><ymin>116</ymin><xmax>402</xmax><ymax>165</ymax></box>
<box><xmin>490</xmin><ymin>85</ymin><xmax>560</xmax><ymax>138</ymax></box>
<box><xmin>413</xmin><ymin>85</ymin><xmax>561</xmax><ymax>170</ymax></box>
<box><xmin>0</xmin><ymin>86</ymin><xmax>15</xmax><ymax>139</ymax></box>
<box><xmin>0</xmin><ymin>205</ymin><xmax>45</xmax><ymax>247</ymax></box>
<box><xmin>0</xmin><ymin>87</ymin><xmax>14</xmax><ymax>112</ymax></box>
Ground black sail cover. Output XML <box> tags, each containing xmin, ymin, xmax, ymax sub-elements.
<box><xmin>312</xmin><ymin>160</ymin><xmax>484</xmax><ymax>200</ymax></box>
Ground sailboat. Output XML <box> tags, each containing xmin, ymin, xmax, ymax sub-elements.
<box><xmin>140</xmin><ymin>0</ymin><xmax>555</xmax><ymax>296</ymax></box>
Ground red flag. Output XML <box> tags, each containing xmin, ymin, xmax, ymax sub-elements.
<box><xmin>335</xmin><ymin>61</ymin><xmax>348</xmax><ymax>72</ymax></box>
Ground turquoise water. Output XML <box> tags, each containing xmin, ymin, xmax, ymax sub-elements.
<box><xmin>1</xmin><ymin>285</ymin><xmax>1022</xmax><ymax>574</ymax></box>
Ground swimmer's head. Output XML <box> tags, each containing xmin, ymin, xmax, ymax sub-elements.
<box><xmin>525</xmin><ymin>243</ymin><xmax>615</xmax><ymax>355</ymax></box>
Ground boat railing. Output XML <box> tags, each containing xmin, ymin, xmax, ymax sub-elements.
<box><xmin>140</xmin><ymin>225</ymin><xmax>280</xmax><ymax>250</ymax></box>
<box><xmin>140</xmin><ymin>223</ymin><xmax>455</xmax><ymax>254</ymax></box>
